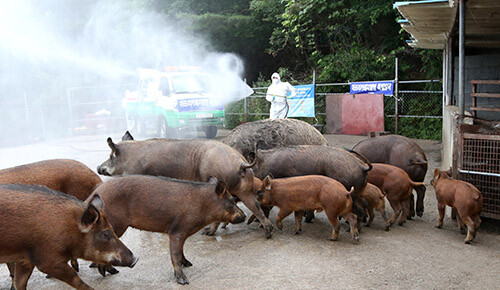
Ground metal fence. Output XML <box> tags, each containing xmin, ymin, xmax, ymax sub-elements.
<box><xmin>226</xmin><ymin>79</ymin><xmax>443</xmax><ymax>135</ymax></box>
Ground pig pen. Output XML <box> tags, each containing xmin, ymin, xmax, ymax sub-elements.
<box><xmin>0</xmin><ymin>130</ymin><xmax>499</xmax><ymax>289</ymax></box>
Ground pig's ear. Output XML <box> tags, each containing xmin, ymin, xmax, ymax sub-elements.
<box><xmin>107</xmin><ymin>138</ymin><xmax>118</xmax><ymax>155</ymax></box>
<box><xmin>80</xmin><ymin>195</ymin><xmax>103</xmax><ymax>232</ymax></box>
<box><xmin>215</xmin><ymin>181</ymin><xmax>229</xmax><ymax>198</ymax></box>
<box><xmin>263</xmin><ymin>176</ymin><xmax>272</xmax><ymax>190</ymax></box>
<box><xmin>122</xmin><ymin>131</ymin><xmax>134</xmax><ymax>141</ymax></box>
<box><xmin>268</xmin><ymin>173</ymin><xmax>274</xmax><ymax>180</ymax></box>
<box><xmin>434</xmin><ymin>168</ymin><xmax>440</xmax><ymax>178</ymax></box>
<box><xmin>208</xmin><ymin>176</ymin><xmax>218</xmax><ymax>184</ymax></box>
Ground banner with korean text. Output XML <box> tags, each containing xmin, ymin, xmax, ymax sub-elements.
<box><xmin>349</xmin><ymin>81</ymin><xmax>394</xmax><ymax>95</ymax></box>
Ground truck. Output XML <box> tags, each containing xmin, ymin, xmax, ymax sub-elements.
<box><xmin>122</xmin><ymin>66</ymin><xmax>225</xmax><ymax>139</ymax></box>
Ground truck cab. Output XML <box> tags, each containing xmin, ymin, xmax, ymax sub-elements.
<box><xmin>123</xmin><ymin>67</ymin><xmax>224</xmax><ymax>138</ymax></box>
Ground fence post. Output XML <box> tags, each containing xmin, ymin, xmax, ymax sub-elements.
<box><xmin>394</xmin><ymin>57</ymin><xmax>399</xmax><ymax>134</ymax></box>
<box><xmin>244</xmin><ymin>96</ymin><xmax>248</xmax><ymax>123</ymax></box>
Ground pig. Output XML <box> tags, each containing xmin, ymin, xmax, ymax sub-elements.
<box><xmin>0</xmin><ymin>159</ymin><xmax>102</xmax><ymax>201</ymax></box>
<box><xmin>96</xmin><ymin>131</ymin><xmax>273</xmax><ymax>239</ymax></box>
<box><xmin>352</xmin><ymin>135</ymin><xmax>428</xmax><ymax>218</ymax></box>
<box><xmin>0</xmin><ymin>184</ymin><xmax>137</xmax><ymax>290</ymax></box>
<box><xmin>367</xmin><ymin>163</ymin><xmax>425</xmax><ymax>230</ymax></box>
<box><xmin>223</xmin><ymin>118</ymin><xmax>328</xmax><ymax>158</ymax></box>
<box><xmin>359</xmin><ymin>183</ymin><xmax>389</xmax><ymax>229</ymax></box>
<box><xmin>257</xmin><ymin>175</ymin><xmax>359</xmax><ymax>241</ymax></box>
<box><xmin>0</xmin><ymin>159</ymin><xmax>103</xmax><ymax>279</ymax></box>
<box><xmin>431</xmin><ymin>169</ymin><xmax>483</xmax><ymax>244</ymax></box>
<box><xmin>88</xmin><ymin>175</ymin><xmax>246</xmax><ymax>285</ymax></box>
<box><xmin>247</xmin><ymin>145</ymin><xmax>372</xmax><ymax>223</ymax></box>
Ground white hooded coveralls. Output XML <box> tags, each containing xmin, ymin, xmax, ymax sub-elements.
<box><xmin>266</xmin><ymin>72</ymin><xmax>296</xmax><ymax>119</ymax></box>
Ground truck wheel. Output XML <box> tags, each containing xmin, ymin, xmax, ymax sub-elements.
<box><xmin>159</xmin><ymin>118</ymin><xmax>171</xmax><ymax>138</ymax></box>
<box><xmin>205</xmin><ymin>125</ymin><xmax>217</xmax><ymax>139</ymax></box>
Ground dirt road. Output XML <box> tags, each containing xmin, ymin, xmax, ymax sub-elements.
<box><xmin>0</xmin><ymin>130</ymin><xmax>499</xmax><ymax>289</ymax></box>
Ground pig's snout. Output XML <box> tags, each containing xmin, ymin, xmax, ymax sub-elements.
<box><xmin>231</xmin><ymin>212</ymin><xmax>246</xmax><ymax>224</ymax></box>
<box><xmin>97</xmin><ymin>165</ymin><xmax>110</xmax><ymax>176</ymax></box>
<box><xmin>110</xmin><ymin>251</ymin><xmax>139</xmax><ymax>268</ymax></box>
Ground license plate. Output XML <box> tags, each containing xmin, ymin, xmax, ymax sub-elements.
<box><xmin>196</xmin><ymin>113</ymin><xmax>213</xmax><ymax>118</ymax></box>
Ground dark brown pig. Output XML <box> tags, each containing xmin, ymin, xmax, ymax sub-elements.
<box><xmin>0</xmin><ymin>159</ymin><xmax>103</xmax><ymax>279</ymax></box>
<box><xmin>0</xmin><ymin>159</ymin><xmax>102</xmax><ymax>201</ymax></box>
<box><xmin>431</xmin><ymin>169</ymin><xmax>483</xmax><ymax>244</ymax></box>
<box><xmin>0</xmin><ymin>184</ymin><xmax>137</xmax><ymax>290</ymax></box>
<box><xmin>353</xmin><ymin>135</ymin><xmax>428</xmax><ymax>218</ymax></box>
<box><xmin>248</xmin><ymin>145</ymin><xmax>372</xmax><ymax>223</ymax></box>
<box><xmin>96</xmin><ymin>131</ymin><xmax>273</xmax><ymax>238</ymax></box>
<box><xmin>88</xmin><ymin>175</ymin><xmax>246</xmax><ymax>285</ymax></box>
<box><xmin>223</xmin><ymin>118</ymin><xmax>328</xmax><ymax>158</ymax></box>
<box><xmin>257</xmin><ymin>175</ymin><xmax>359</xmax><ymax>241</ymax></box>
<box><xmin>367</xmin><ymin>164</ymin><xmax>425</xmax><ymax>230</ymax></box>
<box><xmin>359</xmin><ymin>183</ymin><xmax>389</xmax><ymax>229</ymax></box>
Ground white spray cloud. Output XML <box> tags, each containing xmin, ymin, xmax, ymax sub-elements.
<box><xmin>0</xmin><ymin>0</ymin><xmax>252</xmax><ymax>145</ymax></box>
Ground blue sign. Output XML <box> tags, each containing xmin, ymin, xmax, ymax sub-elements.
<box><xmin>287</xmin><ymin>84</ymin><xmax>315</xmax><ymax>118</ymax></box>
<box><xmin>350</xmin><ymin>81</ymin><xmax>394</xmax><ymax>95</ymax></box>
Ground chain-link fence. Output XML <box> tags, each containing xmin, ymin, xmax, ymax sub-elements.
<box><xmin>226</xmin><ymin>79</ymin><xmax>443</xmax><ymax>139</ymax></box>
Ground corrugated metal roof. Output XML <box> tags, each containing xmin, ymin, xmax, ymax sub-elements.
<box><xmin>395</xmin><ymin>0</ymin><xmax>500</xmax><ymax>50</ymax></box>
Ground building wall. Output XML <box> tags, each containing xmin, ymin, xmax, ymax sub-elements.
<box><xmin>453</xmin><ymin>54</ymin><xmax>500</xmax><ymax>120</ymax></box>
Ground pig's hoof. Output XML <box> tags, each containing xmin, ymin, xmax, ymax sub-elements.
<box><xmin>406</xmin><ymin>215</ymin><xmax>413</xmax><ymax>220</ymax></box>
<box><xmin>265</xmin><ymin>225</ymin><xmax>274</xmax><ymax>239</ymax></box>
<box><xmin>364</xmin><ymin>223</ymin><xmax>370</xmax><ymax>228</ymax></box>
<box><xmin>435</xmin><ymin>224</ymin><xmax>442</xmax><ymax>229</ymax></box>
<box><xmin>294</xmin><ymin>229</ymin><xmax>302</xmax><ymax>235</ymax></box>
<box><xmin>89</xmin><ymin>262</ymin><xmax>97</xmax><ymax>268</ymax></box>
<box><xmin>175</xmin><ymin>272</ymin><xmax>189</xmax><ymax>285</ymax></box>
<box><xmin>45</xmin><ymin>274</ymin><xmax>52</xmax><ymax>279</ymax></box>
<box><xmin>107</xmin><ymin>266</ymin><xmax>119</xmax><ymax>275</ymax></box>
<box><xmin>417</xmin><ymin>210</ymin><xmax>423</xmax><ymax>217</ymax></box>
<box><xmin>398</xmin><ymin>221</ymin><xmax>405</xmax><ymax>226</ymax></box>
<box><xmin>202</xmin><ymin>227</ymin><xmax>216</xmax><ymax>236</ymax></box>
<box><xmin>385</xmin><ymin>225</ymin><xmax>390</xmax><ymax>231</ymax></box>
<box><xmin>98</xmin><ymin>265</ymin><xmax>107</xmax><ymax>277</ymax></box>
<box><xmin>182</xmin><ymin>259</ymin><xmax>193</xmax><ymax>267</ymax></box>
<box><xmin>328</xmin><ymin>237</ymin><xmax>338</xmax><ymax>241</ymax></box>
<box><xmin>353</xmin><ymin>234</ymin><xmax>360</xmax><ymax>242</ymax></box>
<box><xmin>464</xmin><ymin>239</ymin><xmax>472</xmax><ymax>244</ymax></box>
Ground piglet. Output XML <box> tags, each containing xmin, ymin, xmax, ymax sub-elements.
<box><xmin>431</xmin><ymin>169</ymin><xmax>482</xmax><ymax>244</ymax></box>
<box><xmin>257</xmin><ymin>175</ymin><xmax>359</xmax><ymax>242</ymax></box>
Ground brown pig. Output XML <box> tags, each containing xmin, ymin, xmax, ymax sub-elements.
<box><xmin>96</xmin><ymin>131</ymin><xmax>273</xmax><ymax>238</ymax></box>
<box><xmin>0</xmin><ymin>159</ymin><xmax>102</xmax><ymax>201</ymax></box>
<box><xmin>359</xmin><ymin>183</ymin><xmax>389</xmax><ymax>229</ymax></box>
<box><xmin>431</xmin><ymin>169</ymin><xmax>483</xmax><ymax>244</ymax></box>
<box><xmin>0</xmin><ymin>159</ymin><xmax>103</xmax><ymax>278</ymax></box>
<box><xmin>257</xmin><ymin>175</ymin><xmax>359</xmax><ymax>242</ymax></box>
<box><xmin>0</xmin><ymin>184</ymin><xmax>137</xmax><ymax>290</ymax></box>
<box><xmin>367</xmin><ymin>164</ymin><xmax>425</xmax><ymax>230</ymax></box>
<box><xmin>88</xmin><ymin>175</ymin><xmax>246</xmax><ymax>285</ymax></box>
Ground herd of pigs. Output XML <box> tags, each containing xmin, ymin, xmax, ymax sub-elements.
<box><xmin>0</xmin><ymin>118</ymin><xmax>484</xmax><ymax>289</ymax></box>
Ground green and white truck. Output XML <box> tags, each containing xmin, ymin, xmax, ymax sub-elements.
<box><xmin>122</xmin><ymin>67</ymin><xmax>224</xmax><ymax>139</ymax></box>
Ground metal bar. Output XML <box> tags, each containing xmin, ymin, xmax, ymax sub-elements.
<box><xmin>458</xmin><ymin>169</ymin><xmax>500</xmax><ymax>178</ymax></box>
<box><xmin>386</xmin><ymin>115</ymin><xmax>443</xmax><ymax>119</ymax></box>
<box><xmin>458</xmin><ymin>0</ymin><xmax>465</xmax><ymax>122</ymax></box>
<box><xmin>399</xmin><ymin>90</ymin><xmax>443</xmax><ymax>93</ymax></box>
<box><xmin>399</xmin><ymin>79</ymin><xmax>441</xmax><ymax>84</ymax></box>
<box><xmin>395</xmin><ymin>57</ymin><xmax>399</xmax><ymax>134</ymax></box>
<box><xmin>315</xmin><ymin>82</ymin><xmax>350</xmax><ymax>86</ymax></box>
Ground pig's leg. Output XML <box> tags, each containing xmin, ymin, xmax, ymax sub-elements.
<box><xmin>460</xmin><ymin>214</ymin><xmax>476</xmax><ymax>244</ymax></box>
<box><xmin>169</xmin><ymin>234</ymin><xmax>189</xmax><ymax>285</ymax></box>
<box><xmin>377</xmin><ymin>207</ymin><xmax>390</xmax><ymax>231</ymax></box>
<box><xmin>239</xmin><ymin>194</ymin><xmax>274</xmax><ymax>238</ymax></box>
<box><xmin>202</xmin><ymin>222</ymin><xmax>221</xmax><ymax>236</ymax></box>
<box><xmin>435</xmin><ymin>202</ymin><xmax>446</xmax><ymax>229</ymax></box>
<box><xmin>294</xmin><ymin>211</ymin><xmax>304</xmax><ymax>234</ymax></box>
<box><xmin>387</xmin><ymin>200</ymin><xmax>402</xmax><ymax>226</ymax></box>
<box><xmin>473</xmin><ymin>215</ymin><xmax>482</xmax><ymax>231</ymax></box>
<box><xmin>275</xmin><ymin>208</ymin><xmax>293</xmax><ymax>230</ymax></box>
<box><xmin>408</xmin><ymin>193</ymin><xmax>415</xmax><ymax>219</ymax></box>
<box><xmin>366</xmin><ymin>207</ymin><xmax>375</xmax><ymax>227</ymax></box>
<box><xmin>456</xmin><ymin>213</ymin><xmax>467</xmax><ymax>234</ymax></box>
<box><xmin>414</xmin><ymin>184</ymin><xmax>426</xmax><ymax>217</ymax></box>
<box><xmin>398</xmin><ymin>199</ymin><xmax>409</xmax><ymax>226</ymax></box>
<box><xmin>325</xmin><ymin>211</ymin><xmax>341</xmax><ymax>241</ymax></box>
<box><xmin>342</xmin><ymin>212</ymin><xmax>360</xmax><ymax>242</ymax></box>
<box><xmin>14</xmin><ymin>261</ymin><xmax>34</xmax><ymax>290</ymax></box>
<box><xmin>38</xmin><ymin>262</ymin><xmax>92</xmax><ymax>290</ymax></box>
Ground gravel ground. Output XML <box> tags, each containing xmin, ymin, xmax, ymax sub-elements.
<box><xmin>0</xmin><ymin>130</ymin><xmax>499</xmax><ymax>289</ymax></box>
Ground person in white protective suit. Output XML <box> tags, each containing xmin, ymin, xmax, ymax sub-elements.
<box><xmin>266</xmin><ymin>72</ymin><xmax>296</xmax><ymax>119</ymax></box>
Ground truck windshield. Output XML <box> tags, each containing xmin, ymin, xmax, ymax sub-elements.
<box><xmin>170</xmin><ymin>74</ymin><xmax>206</xmax><ymax>94</ymax></box>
